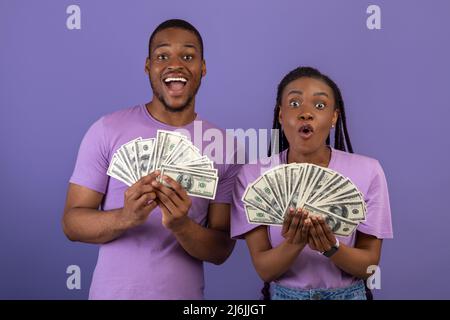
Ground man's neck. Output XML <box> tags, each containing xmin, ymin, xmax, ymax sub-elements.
<box><xmin>146</xmin><ymin>100</ymin><xmax>197</xmax><ymax>127</ymax></box>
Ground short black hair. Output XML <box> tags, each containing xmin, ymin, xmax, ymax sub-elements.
<box><xmin>148</xmin><ymin>19</ymin><xmax>204</xmax><ymax>59</ymax></box>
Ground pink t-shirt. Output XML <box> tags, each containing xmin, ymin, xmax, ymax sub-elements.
<box><xmin>70</xmin><ymin>104</ymin><xmax>240</xmax><ymax>299</ymax></box>
<box><xmin>231</xmin><ymin>148</ymin><xmax>393</xmax><ymax>290</ymax></box>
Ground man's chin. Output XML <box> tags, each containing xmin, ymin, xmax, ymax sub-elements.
<box><xmin>162</xmin><ymin>98</ymin><xmax>192</xmax><ymax>113</ymax></box>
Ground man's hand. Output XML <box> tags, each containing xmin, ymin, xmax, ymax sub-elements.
<box><xmin>151</xmin><ymin>174</ymin><xmax>192</xmax><ymax>233</ymax></box>
<box><xmin>281</xmin><ymin>208</ymin><xmax>311</xmax><ymax>246</ymax></box>
<box><xmin>118</xmin><ymin>171</ymin><xmax>160</xmax><ymax>229</ymax></box>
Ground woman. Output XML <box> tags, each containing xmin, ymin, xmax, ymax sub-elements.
<box><xmin>231</xmin><ymin>67</ymin><xmax>393</xmax><ymax>300</ymax></box>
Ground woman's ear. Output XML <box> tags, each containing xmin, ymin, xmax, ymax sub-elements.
<box><xmin>278</xmin><ymin>107</ymin><xmax>282</xmax><ymax>125</ymax></box>
<box><xmin>332</xmin><ymin>108</ymin><xmax>339</xmax><ymax>127</ymax></box>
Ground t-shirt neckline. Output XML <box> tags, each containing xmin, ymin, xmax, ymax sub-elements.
<box><xmin>281</xmin><ymin>147</ymin><xmax>337</xmax><ymax>169</ymax></box>
<box><xmin>141</xmin><ymin>104</ymin><xmax>199</xmax><ymax>130</ymax></box>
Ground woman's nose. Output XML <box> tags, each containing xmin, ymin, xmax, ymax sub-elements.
<box><xmin>297</xmin><ymin>112</ymin><xmax>314</xmax><ymax>121</ymax></box>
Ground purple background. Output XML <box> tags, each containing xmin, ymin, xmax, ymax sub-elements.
<box><xmin>1</xmin><ymin>0</ymin><xmax>449</xmax><ymax>299</ymax></box>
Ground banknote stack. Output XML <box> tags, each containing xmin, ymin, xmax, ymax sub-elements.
<box><xmin>242</xmin><ymin>164</ymin><xmax>366</xmax><ymax>236</ymax></box>
<box><xmin>107</xmin><ymin>130</ymin><xmax>218</xmax><ymax>200</ymax></box>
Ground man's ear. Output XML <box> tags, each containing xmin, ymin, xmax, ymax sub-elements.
<box><xmin>201</xmin><ymin>59</ymin><xmax>207</xmax><ymax>77</ymax></box>
<box><xmin>145</xmin><ymin>57</ymin><xmax>150</xmax><ymax>75</ymax></box>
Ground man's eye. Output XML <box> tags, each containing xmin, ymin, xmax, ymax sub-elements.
<box><xmin>315</xmin><ymin>102</ymin><xmax>326</xmax><ymax>110</ymax></box>
<box><xmin>183</xmin><ymin>55</ymin><xmax>193</xmax><ymax>61</ymax></box>
<box><xmin>289</xmin><ymin>100</ymin><xmax>301</xmax><ymax>107</ymax></box>
<box><xmin>157</xmin><ymin>54</ymin><xmax>168</xmax><ymax>60</ymax></box>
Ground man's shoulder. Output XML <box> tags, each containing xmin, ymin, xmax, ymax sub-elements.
<box><xmin>101</xmin><ymin>104</ymin><xmax>143</xmax><ymax>127</ymax></box>
<box><xmin>193</xmin><ymin>116</ymin><xmax>226</xmax><ymax>134</ymax></box>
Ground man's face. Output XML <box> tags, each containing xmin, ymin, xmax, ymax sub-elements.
<box><xmin>146</xmin><ymin>28</ymin><xmax>206</xmax><ymax>112</ymax></box>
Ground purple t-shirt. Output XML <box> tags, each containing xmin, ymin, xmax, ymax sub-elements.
<box><xmin>70</xmin><ymin>104</ymin><xmax>240</xmax><ymax>299</ymax></box>
<box><xmin>231</xmin><ymin>148</ymin><xmax>393</xmax><ymax>290</ymax></box>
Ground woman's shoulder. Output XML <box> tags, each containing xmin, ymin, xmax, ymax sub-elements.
<box><xmin>331</xmin><ymin>148</ymin><xmax>385</xmax><ymax>179</ymax></box>
<box><xmin>332</xmin><ymin>148</ymin><xmax>381</xmax><ymax>166</ymax></box>
<box><xmin>237</xmin><ymin>152</ymin><xmax>284</xmax><ymax>181</ymax></box>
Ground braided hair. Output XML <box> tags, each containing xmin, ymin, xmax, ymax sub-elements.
<box><xmin>268</xmin><ymin>66</ymin><xmax>353</xmax><ymax>157</ymax></box>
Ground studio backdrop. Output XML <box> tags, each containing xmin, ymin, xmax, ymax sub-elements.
<box><xmin>1</xmin><ymin>0</ymin><xmax>449</xmax><ymax>299</ymax></box>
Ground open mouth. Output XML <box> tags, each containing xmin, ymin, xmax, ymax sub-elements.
<box><xmin>163</xmin><ymin>76</ymin><xmax>188</xmax><ymax>96</ymax></box>
<box><xmin>298</xmin><ymin>124</ymin><xmax>314</xmax><ymax>139</ymax></box>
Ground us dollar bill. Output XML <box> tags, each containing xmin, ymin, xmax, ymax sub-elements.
<box><xmin>135</xmin><ymin>138</ymin><xmax>155</xmax><ymax>177</ymax></box>
<box><xmin>160</xmin><ymin>167</ymin><xmax>218</xmax><ymax>200</ymax></box>
<box><xmin>242</xmin><ymin>184</ymin><xmax>283</xmax><ymax>219</ymax></box>
<box><xmin>303</xmin><ymin>203</ymin><xmax>358</xmax><ymax>237</ymax></box>
<box><xmin>245</xmin><ymin>205</ymin><xmax>283</xmax><ymax>225</ymax></box>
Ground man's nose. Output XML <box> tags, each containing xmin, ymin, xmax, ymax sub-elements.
<box><xmin>167</xmin><ymin>57</ymin><xmax>185</xmax><ymax>71</ymax></box>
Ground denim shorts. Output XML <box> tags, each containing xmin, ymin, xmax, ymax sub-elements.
<box><xmin>271</xmin><ymin>280</ymin><xmax>367</xmax><ymax>300</ymax></box>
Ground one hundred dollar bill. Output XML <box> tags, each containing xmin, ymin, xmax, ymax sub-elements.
<box><xmin>160</xmin><ymin>166</ymin><xmax>218</xmax><ymax>200</ymax></box>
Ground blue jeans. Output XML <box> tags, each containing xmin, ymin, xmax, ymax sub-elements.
<box><xmin>272</xmin><ymin>280</ymin><xmax>367</xmax><ymax>300</ymax></box>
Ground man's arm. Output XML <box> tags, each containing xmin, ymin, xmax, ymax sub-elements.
<box><xmin>152</xmin><ymin>176</ymin><xmax>235</xmax><ymax>265</ymax></box>
<box><xmin>62</xmin><ymin>173</ymin><xmax>159</xmax><ymax>244</ymax></box>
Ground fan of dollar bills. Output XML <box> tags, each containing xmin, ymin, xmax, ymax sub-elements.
<box><xmin>107</xmin><ymin>130</ymin><xmax>218</xmax><ymax>200</ymax></box>
<box><xmin>242</xmin><ymin>163</ymin><xmax>366</xmax><ymax>236</ymax></box>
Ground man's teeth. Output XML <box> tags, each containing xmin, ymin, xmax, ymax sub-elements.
<box><xmin>164</xmin><ymin>77</ymin><xmax>187</xmax><ymax>83</ymax></box>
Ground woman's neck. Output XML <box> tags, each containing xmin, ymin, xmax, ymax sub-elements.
<box><xmin>287</xmin><ymin>145</ymin><xmax>332</xmax><ymax>167</ymax></box>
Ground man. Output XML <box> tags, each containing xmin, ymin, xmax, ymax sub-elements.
<box><xmin>62</xmin><ymin>19</ymin><xmax>239</xmax><ymax>299</ymax></box>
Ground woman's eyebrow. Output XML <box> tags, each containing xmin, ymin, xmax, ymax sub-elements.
<box><xmin>313</xmin><ymin>92</ymin><xmax>329</xmax><ymax>97</ymax></box>
<box><xmin>287</xmin><ymin>89</ymin><xmax>303</xmax><ymax>96</ymax></box>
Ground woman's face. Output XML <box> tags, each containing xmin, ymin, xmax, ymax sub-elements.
<box><xmin>279</xmin><ymin>77</ymin><xmax>338</xmax><ymax>154</ymax></box>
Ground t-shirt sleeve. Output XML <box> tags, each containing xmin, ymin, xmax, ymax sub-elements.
<box><xmin>230</xmin><ymin>165</ymin><xmax>261</xmax><ymax>239</ymax></box>
<box><xmin>211</xmin><ymin>140</ymin><xmax>245</xmax><ymax>204</ymax></box>
<box><xmin>357</xmin><ymin>160</ymin><xmax>394</xmax><ymax>239</ymax></box>
<box><xmin>69</xmin><ymin>117</ymin><xmax>110</xmax><ymax>194</ymax></box>
<box><xmin>212</xmin><ymin>162</ymin><xmax>242</xmax><ymax>204</ymax></box>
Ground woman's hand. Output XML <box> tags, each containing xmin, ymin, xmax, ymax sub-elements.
<box><xmin>308</xmin><ymin>215</ymin><xmax>337</xmax><ymax>253</ymax></box>
<box><xmin>281</xmin><ymin>208</ymin><xmax>311</xmax><ymax>247</ymax></box>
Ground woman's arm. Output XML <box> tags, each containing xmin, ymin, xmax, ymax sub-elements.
<box><xmin>245</xmin><ymin>209</ymin><xmax>311</xmax><ymax>282</ymax></box>
<box><xmin>308</xmin><ymin>215</ymin><xmax>382</xmax><ymax>279</ymax></box>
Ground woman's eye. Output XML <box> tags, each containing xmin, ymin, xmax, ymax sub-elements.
<box><xmin>289</xmin><ymin>100</ymin><xmax>301</xmax><ymax>107</ymax></box>
<box><xmin>315</xmin><ymin>102</ymin><xmax>326</xmax><ymax>110</ymax></box>
<box><xmin>183</xmin><ymin>55</ymin><xmax>193</xmax><ymax>61</ymax></box>
<box><xmin>157</xmin><ymin>54</ymin><xmax>168</xmax><ymax>60</ymax></box>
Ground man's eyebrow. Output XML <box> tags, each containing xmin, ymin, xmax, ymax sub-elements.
<box><xmin>313</xmin><ymin>92</ymin><xmax>329</xmax><ymax>97</ymax></box>
<box><xmin>153</xmin><ymin>43</ymin><xmax>170</xmax><ymax>52</ymax></box>
<box><xmin>152</xmin><ymin>43</ymin><xmax>199</xmax><ymax>52</ymax></box>
<box><xmin>183</xmin><ymin>43</ymin><xmax>198</xmax><ymax>51</ymax></box>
